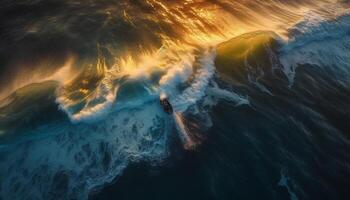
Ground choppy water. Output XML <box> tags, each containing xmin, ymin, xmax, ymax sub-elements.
<box><xmin>0</xmin><ymin>1</ymin><xmax>350</xmax><ymax>200</ymax></box>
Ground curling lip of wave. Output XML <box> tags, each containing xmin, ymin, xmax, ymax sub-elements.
<box><xmin>0</xmin><ymin>1</ymin><xmax>350</xmax><ymax>200</ymax></box>
<box><xmin>0</xmin><ymin>56</ymin><xmax>77</xmax><ymax>100</ymax></box>
<box><xmin>1</xmin><ymin>0</ymin><xmax>348</xmax><ymax>104</ymax></box>
<box><xmin>0</xmin><ymin>0</ymin><xmax>346</xmax><ymax>101</ymax></box>
<box><xmin>280</xmin><ymin>12</ymin><xmax>350</xmax><ymax>84</ymax></box>
<box><xmin>60</xmin><ymin>47</ymin><xmax>217</xmax><ymax>123</ymax></box>
<box><xmin>171</xmin><ymin>48</ymin><xmax>217</xmax><ymax>112</ymax></box>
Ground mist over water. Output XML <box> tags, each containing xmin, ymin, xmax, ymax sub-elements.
<box><xmin>0</xmin><ymin>1</ymin><xmax>350</xmax><ymax>200</ymax></box>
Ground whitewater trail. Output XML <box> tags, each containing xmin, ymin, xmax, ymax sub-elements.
<box><xmin>171</xmin><ymin>48</ymin><xmax>216</xmax><ymax>112</ymax></box>
<box><xmin>0</xmin><ymin>2</ymin><xmax>350</xmax><ymax>200</ymax></box>
<box><xmin>161</xmin><ymin>48</ymin><xmax>216</xmax><ymax>149</ymax></box>
<box><xmin>173</xmin><ymin>112</ymin><xmax>195</xmax><ymax>150</ymax></box>
<box><xmin>0</xmin><ymin>45</ymin><xmax>250</xmax><ymax>199</ymax></box>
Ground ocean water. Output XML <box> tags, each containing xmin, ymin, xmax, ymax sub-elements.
<box><xmin>0</xmin><ymin>1</ymin><xmax>350</xmax><ymax>200</ymax></box>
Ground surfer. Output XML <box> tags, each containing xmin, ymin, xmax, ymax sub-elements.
<box><xmin>160</xmin><ymin>97</ymin><xmax>173</xmax><ymax>114</ymax></box>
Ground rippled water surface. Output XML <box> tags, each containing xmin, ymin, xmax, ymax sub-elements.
<box><xmin>0</xmin><ymin>1</ymin><xmax>350</xmax><ymax>200</ymax></box>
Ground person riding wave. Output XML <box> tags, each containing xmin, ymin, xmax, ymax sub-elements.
<box><xmin>160</xmin><ymin>96</ymin><xmax>173</xmax><ymax>114</ymax></box>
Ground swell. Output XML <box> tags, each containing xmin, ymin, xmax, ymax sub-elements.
<box><xmin>0</xmin><ymin>2</ymin><xmax>350</xmax><ymax>200</ymax></box>
<box><xmin>0</xmin><ymin>46</ymin><xmax>221</xmax><ymax>199</ymax></box>
<box><xmin>56</xmin><ymin>46</ymin><xmax>218</xmax><ymax>124</ymax></box>
<box><xmin>280</xmin><ymin>12</ymin><xmax>350</xmax><ymax>84</ymax></box>
<box><xmin>0</xmin><ymin>0</ymin><xmax>347</xmax><ymax>100</ymax></box>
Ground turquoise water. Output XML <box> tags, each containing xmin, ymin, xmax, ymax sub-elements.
<box><xmin>0</xmin><ymin>1</ymin><xmax>350</xmax><ymax>200</ymax></box>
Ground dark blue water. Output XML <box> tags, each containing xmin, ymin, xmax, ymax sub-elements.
<box><xmin>92</xmin><ymin>18</ymin><xmax>350</xmax><ymax>199</ymax></box>
<box><xmin>0</xmin><ymin>1</ymin><xmax>350</xmax><ymax>200</ymax></box>
<box><xmin>91</xmin><ymin>65</ymin><xmax>350</xmax><ymax>200</ymax></box>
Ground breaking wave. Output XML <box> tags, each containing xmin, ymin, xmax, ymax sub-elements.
<box><xmin>0</xmin><ymin>1</ymin><xmax>350</xmax><ymax>200</ymax></box>
<box><xmin>280</xmin><ymin>11</ymin><xmax>350</xmax><ymax>84</ymax></box>
<box><xmin>0</xmin><ymin>102</ymin><xmax>171</xmax><ymax>199</ymax></box>
<box><xmin>0</xmin><ymin>45</ymin><xmax>224</xmax><ymax>199</ymax></box>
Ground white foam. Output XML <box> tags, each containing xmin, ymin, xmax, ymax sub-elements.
<box><xmin>204</xmin><ymin>83</ymin><xmax>249</xmax><ymax>108</ymax></box>
<box><xmin>280</xmin><ymin>12</ymin><xmax>350</xmax><ymax>85</ymax></box>
<box><xmin>0</xmin><ymin>102</ymin><xmax>170</xmax><ymax>200</ymax></box>
<box><xmin>278</xmin><ymin>169</ymin><xmax>299</xmax><ymax>200</ymax></box>
<box><xmin>0</xmin><ymin>45</ymin><xmax>252</xmax><ymax>199</ymax></box>
<box><xmin>57</xmin><ymin>45</ymin><xmax>198</xmax><ymax>124</ymax></box>
<box><xmin>159</xmin><ymin>53</ymin><xmax>195</xmax><ymax>99</ymax></box>
<box><xmin>0</xmin><ymin>47</ymin><xmax>220</xmax><ymax>199</ymax></box>
<box><xmin>171</xmin><ymin>49</ymin><xmax>217</xmax><ymax>112</ymax></box>
<box><xmin>61</xmin><ymin>88</ymin><xmax>118</xmax><ymax>124</ymax></box>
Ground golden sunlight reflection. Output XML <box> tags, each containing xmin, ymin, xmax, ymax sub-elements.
<box><xmin>45</xmin><ymin>56</ymin><xmax>78</xmax><ymax>85</ymax></box>
<box><xmin>4</xmin><ymin>1</ymin><xmax>348</xmax><ymax>93</ymax></box>
<box><xmin>2</xmin><ymin>0</ymin><xmax>349</xmax><ymax>122</ymax></box>
<box><xmin>0</xmin><ymin>55</ymin><xmax>77</xmax><ymax>100</ymax></box>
